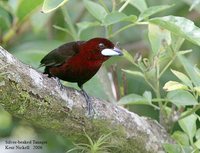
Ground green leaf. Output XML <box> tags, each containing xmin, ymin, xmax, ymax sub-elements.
<box><xmin>179</xmin><ymin>114</ymin><xmax>197</xmax><ymax>144</ymax></box>
<box><xmin>126</xmin><ymin>0</ymin><xmax>147</xmax><ymax>12</ymax></box>
<box><xmin>143</xmin><ymin>91</ymin><xmax>152</xmax><ymax>104</ymax></box>
<box><xmin>196</xmin><ymin>128</ymin><xmax>200</xmax><ymax>140</ymax></box>
<box><xmin>31</xmin><ymin>11</ymin><xmax>52</xmax><ymax>32</ymax></box>
<box><xmin>148</xmin><ymin>23</ymin><xmax>171</xmax><ymax>53</ymax></box>
<box><xmin>163</xmin><ymin>81</ymin><xmax>188</xmax><ymax>91</ymax></box>
<box><xmin>195</xmin><ymin>139</ymin><xmax>200</xmax><ymax>149</ymax></box>
<box><xmin>150</xmin><ymin>16</ymin><xmax>200</xmax><ymax>47</ymax></box>
<box><xmin>122</xmin><ymin>69</ymin><xmax>144</xmax><ymax>78</ymax></box>
<box><xmin>84</xmin><ymin>0</ymin><xmax>107</xmax><ymax>21</ymax></box>
<box><xmin>103</xmin><ymin>12</ymin><xmax>136</xmax><ymax>26</ymax></box>
<box><xmin>163</xmin><ymin>143</ymin><xmax>193</xmax><ymax>153</ymax></box>
<box><xmin>194</xmin><ymin>65</ymin><xmax>200</xmax><ymax>77</ymax></box>
<box><xmin>77</xmin><ymin>21</ymin><xmax>101</xmax><ymax>36</ymax></box>
<box><xmin>103</xmin><ymin>12</ymin><xmax>126</xmax><ymax>25</ymax></box>
<box><xmin>178</xmin><ymin>55</ymin><xmax>200</xmax><ymax>87</ymax></box>
<box><xmin>16</xmin><ymin>0</ymin><xmax>43</xmax><ymax>22</ymax></box>
<box><xmin>167</xmin><ymin>90</ymin><xmax>197</xmax><ymax>106</ymax></box>
<box><xmin>171</xmin><ymin>69</ymin><xmax>193</xmax><ymax>88</ymax></box>
<box><xmin>171</xmin><ymin>131</ymin><xmax>189</xmax><ymax>146</ymax></box>
<box><xmin>0</xmin><ymin>6</ymin><xmax>12</xmax><ymax>31</ymax></box>
<box><xmin>118</xmin><ymin>94</ymin><xmax>148</xmax><ymax>105</ymax></box>
<box><xmin>7</xmin><ymin>0</ymin><xmax>19</xmax><ymax>13</ymax></box>
<box><xmin>42</xmin><ymin>0</ymin><xmax>69</xmax><ymax>13</ymax></box>
<box><xmin>123</xmin><ymin>15</ymin><xmax>137</xmax><ymax>22</ymax></box>
<box><xmin>139</xmin><ymin>5</ymin><xmax>173</xmax><ymax>21</ymax></box>
<box><xmin>77</xmin><ymin>21</ymin><xmax>101</xmax><ymax>31</ymax></box>
<box><xmin>163</xmin><ymin>144</ymin><xmax>182</xmax><ymax>153</ymax></box>
<box><xmin>171</xmin><ymin>34</ymin><xmax>185</xmax><ymax>51</ymax></box>
<box><xmin>163</xmin><ymin>106</ymin><xmax>172</xmax><ymax>117</ymax></box>
<box><xmin>194</xmin><ymin>87</ymin><xmax>200</xmax><ymax>96</ymax></box>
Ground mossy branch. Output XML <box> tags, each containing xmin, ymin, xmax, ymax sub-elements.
<box><xmin>0</xmin><ymin>46</ymin><xmax>173</xmax><ymax>153</ymax></box>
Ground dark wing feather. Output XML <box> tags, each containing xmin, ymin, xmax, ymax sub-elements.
<box><xmin>40</xmin><ymin>41</ymin><xmax>85</xmax><ymax>67</ymax></box>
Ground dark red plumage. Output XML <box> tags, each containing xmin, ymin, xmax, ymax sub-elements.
<box><xmin>40</xmin><ymin>37</ymin><xmax>123</xmax><ymax>114</ymax></box>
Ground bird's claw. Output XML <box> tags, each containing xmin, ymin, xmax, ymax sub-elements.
<box><xmin>81</xmin><ymin>90</ymin><xmax>95</xmax><ymax>116</ymax></box>
<box><xmin>86</xmin><ymin>97</ymin><xmax>92</xmax><ymax>115</ymax></box>
<box><xmin>54</xmin><ymin>77</ymin><xmax>65</xmax><ymax>90</ymax></box>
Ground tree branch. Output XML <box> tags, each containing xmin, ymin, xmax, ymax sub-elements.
<box><xmin>0</xmin><ymin>46</ymin><xmax>173</xmax><ymax>152</ymax></box>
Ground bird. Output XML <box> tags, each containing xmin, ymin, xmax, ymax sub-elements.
<box><xmin>40</xmin><ymin>37</ymin><xmax>123</xmax><ymax>115</ymax></box>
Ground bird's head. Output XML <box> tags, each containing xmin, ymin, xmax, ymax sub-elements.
<box><xmin>80</xmin><ymin>38</ymin><xmax>123</xmax><ymax>61</ymax></box>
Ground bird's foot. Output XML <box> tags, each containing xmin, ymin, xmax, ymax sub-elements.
<box><xmin>54</xmin><ymin>77</ymin><xmax>65</xmax><ymax>90</ymax></box>
<box><xmin>81</xmin><ymin>90</ymin><xmax>95</xmax><ymax>116</ymax></box>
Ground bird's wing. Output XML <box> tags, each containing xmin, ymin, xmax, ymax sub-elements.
<box><xmin>40</xmin><ymin>41</ymin><xmax>85</xmax><ymax>67</ymax></box>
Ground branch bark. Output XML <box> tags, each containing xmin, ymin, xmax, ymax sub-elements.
<box><xmin>0</xmin><ymin>46</ymin><xmax>173</xmax><ymax>153</ymax></box>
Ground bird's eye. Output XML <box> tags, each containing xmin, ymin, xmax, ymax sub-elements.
<box><xmin>99</xmin><ymin>43</ymin><xmax>105</xmax><ymax>48</ymax></box>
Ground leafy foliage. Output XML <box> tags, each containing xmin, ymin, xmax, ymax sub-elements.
<box><xmin>67</xmin><ymin>132</ymin><xmax>114</xmax><ymax>153</ymax></box>
<box><xmin>1</xmin><ymin>0</ymin><xmax>200</xmax><ymax>152</ymax></box>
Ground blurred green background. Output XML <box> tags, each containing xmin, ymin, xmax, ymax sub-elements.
<box><xmin>0</xmin><ymin>0</ymin><xmax>200</xmax><ymax>152</ymax></box>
